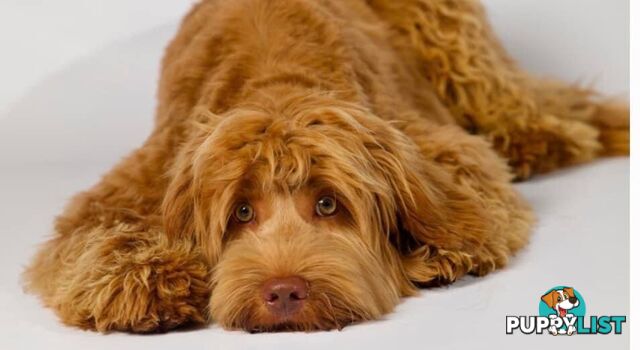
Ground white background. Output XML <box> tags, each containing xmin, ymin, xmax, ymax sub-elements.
<box><xmin>0</xmin><ymin>1</ymin><xmax>631</xmax><ymax>349</ymax></box>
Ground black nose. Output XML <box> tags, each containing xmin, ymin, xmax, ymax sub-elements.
<box><xmin>569</xmin><ymin>296</ymin><xmax>578</xmax><ymax>304</ymax></box>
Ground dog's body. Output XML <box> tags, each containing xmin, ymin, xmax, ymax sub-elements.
<box><xmin>24</xmin><ymin>0</ymin><xmax>628</xmax><ymax>333</ymax></box>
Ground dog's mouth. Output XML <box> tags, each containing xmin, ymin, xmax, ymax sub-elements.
<box><xmin>248</xmin><ymin>321</ymin><xmax>314</xmax><ymax>333</ymax></box>
<box><xmin>244</xmin><ymin>295</ymin><xmax>359</xmax><ymax>332</ymax></box>
<box><xmin>213</xmin><ymin>289</ymin><xmax>363</xmax><ymax>332</ymax></box>
<box><xmin>247</xmin><ymin>319</ymin><xmax>345</xmax><ymax>333</ymax></box>
<box><xmin>558</xmin><ymin>307</ymin><xmax>568</xmax><ymax>317</ymax></box>
<box><xmin>243</xmin><ymin>311</ymin><xmax>350</xmax><ymax>333</ymax></box>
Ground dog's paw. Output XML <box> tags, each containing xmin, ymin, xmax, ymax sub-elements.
<box><xmin>106</xmin><ymin>264</ymin><xmax>210</xmax><ymax>333</ymax></box>
<box><xmin>53</xmin><ymin>230</ymin><xmax>211</xmax><ymax>333</ymax></box>
<box><xmin>99</xmin><ymin>288</ymin><xmax>207</xmax><ymax>333</ymax></box>
<box><xmin>490</xmin><ymin>115</ymin><xmax>600</xmax><ymax>180</ymax></box>
<box><xmin>62</xmin><ymin>253</ymin><xmax>210</xmax><ymax>333</ymax></box>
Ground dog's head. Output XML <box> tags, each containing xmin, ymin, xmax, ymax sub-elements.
<box><xmin>162</xmin><ymin>93</ymin><xmax>488</xmax><ymax>331</ymax></box>
<box><xmin>541</xmin><ymin>287</ymin><xmax>580</xmax><ymax>317</ymax></box>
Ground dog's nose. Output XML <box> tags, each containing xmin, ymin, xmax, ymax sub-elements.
<box><xmin>262</xmin><ymin>276</ymin><xmax>308</xmax><ymax>318</ymax></box>
<box><xmin>569</xmin><ymin>296</ymin><xmax>578</xmax><ymax>304</ymax></box>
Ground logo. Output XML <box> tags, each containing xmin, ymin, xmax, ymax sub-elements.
<box><xmin>506</xmin><ymin>286</ymin><xmax>626</xmax><ymax>336</ymax></box>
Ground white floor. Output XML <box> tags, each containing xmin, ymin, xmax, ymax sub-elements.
<box><xmin>0</xmin><ymin>1</ymin><xmax>629</xmax><ymax>349</ymax></box>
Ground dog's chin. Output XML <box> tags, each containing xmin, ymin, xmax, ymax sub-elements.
<box><xmin>209</xmin><ymin>231</ymin><xmax>401</xmax><ymax>332</ymax></box>
<box><xmin>246</xmin><ymin>319</ymin><xmax>350</xmax><ymax>333</ymax></box>
<box><xmin>248</xmin><ymin>322</ymin><xmax>320</xmax><ymax>333</ymax></box>
<box><xmin>238</xmin><ymin>299</ymin><xmax>360</xmax><ymax>333</ymax></box>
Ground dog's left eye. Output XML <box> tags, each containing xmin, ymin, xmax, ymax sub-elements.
<box><xmin>315</xmin><ymin>196</ymin><xmax>338</xmax><ymax>217</ymax></box>
<box><xmin>234</xmin><ymin>203</ymin><xmax>255</xmax><ymax>223</ymax></box>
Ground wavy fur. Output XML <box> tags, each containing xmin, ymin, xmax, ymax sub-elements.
<box><xmin>24</xmin><ymin>0</ymin><xmax>627</xmax><ymax>333</ymax></box>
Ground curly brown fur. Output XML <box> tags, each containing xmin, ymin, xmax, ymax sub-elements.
<box><xmin>24</xmin><ymin>224</ymin><xmax>210</xmax><ymax>332</ymax></box>
<box><xmin>24</xmin><ymin>0</ymin><xmax>627</xmax><ymax>333</ymax></box>
<box><xmin>368</xmin><ymin>0</ymin><xmax>627</xmax><ymax>178</ymax></box>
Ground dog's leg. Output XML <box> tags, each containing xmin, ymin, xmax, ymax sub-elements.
<box><xmin>396</xmin><ymin>120</ymin><xmax>533</xmax><ymax>284</ymax></box>
<box><xmin>25</xmin><ymin>226</ymin><xmax>209</xmax><ymax>332</ymax></box>
<box><xmin>368</xmin><ymin>0</ymin><xmax>628</xmax><ymax>179</ymax></box>
<box><xmin>23</xmin><ymin>143</ymin><xmax>210</xmax><ymax>333</ymax></box>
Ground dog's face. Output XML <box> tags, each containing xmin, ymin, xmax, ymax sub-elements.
<box><xmin>162</xmin><ymin>94</ymin><xmax>487</xmax><ymax>331</ymax></box>
<box><xmin>209</xmin><ymin>190</ymin><xmax>403</xmax><ymax>331</ymax></box>
<box><xmin>541</xmin><ymin>288</ymin><xmax>580</xmax><ymax>317</ymax></box>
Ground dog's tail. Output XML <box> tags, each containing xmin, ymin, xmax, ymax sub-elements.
<box><xmin>531</xmin><ymin>80</ymin><xmax>630</xmax><ymax>157</ymax></box>
<box><xmin>590</xmin><ymin>102</ymin><xmax>630</xmax><ymax>156</ymax></box>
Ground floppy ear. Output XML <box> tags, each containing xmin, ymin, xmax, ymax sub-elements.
<box><xmin>162</xmin><ymin>116</ymin><xmax>248</xmax><ymax>266</ymax></box>
<box><xmin>162</xmin><ymin>132</ymin><xmax>221</xmax><ymax>265</ymax></box>
<box><xmin>541</xmin><ymin>290</ymin><xmax>557</xmax><ymax>308</ymax></box>
<box><xmin>564</xmin><ymin>287</ymin><xmax>575</xmax><ymax>298</ymax></box>
<box><xmin>367</xmin><ymin>107</ymin><xmax>535</xmax><ymax>286</ymax></box>
<box><xmin>163</xmin><ymin>157</ymin><xmax>201</xmax><ymax>241</ymax></box>
<box><xmin>388</xmin><ymin>144</ymin><xmax>494</xmax><ymax>284</ymax></box>
<box><xmin>355</xmin><ymin>113</ymin><xmax>495</xmax><ymax>285</ymax></box>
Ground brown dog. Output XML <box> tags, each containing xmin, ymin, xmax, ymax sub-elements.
<box><xmin>24</xmin><ymin>0</ymin><xmax>628</xmax><ymax>333</ymax></box>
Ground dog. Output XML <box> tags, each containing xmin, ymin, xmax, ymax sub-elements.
<box><xmin>541</xmin><ymin>287</ymin><xmax>581</xmax><ymax>335</ymax></box>
<box><xmin>23</xmin><ymin>0</ymin><xmax>628</xmax><ymax>333</ymax></box>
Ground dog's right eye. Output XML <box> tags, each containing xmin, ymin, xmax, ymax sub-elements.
<box><xmin>315</xmin><ymin>196</ymin><xmax>338</xmax><ymax>217</ymax></box>
<box><xmin>234</xmin><ymin>203</ymin><xmax>255</xmax><ymax>223</ymax></box>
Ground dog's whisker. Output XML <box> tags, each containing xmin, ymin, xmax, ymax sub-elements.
<box><xmin>319</xmin><ymin>292</ymin><xmax>341</xmax><ymax>330</ymax></box>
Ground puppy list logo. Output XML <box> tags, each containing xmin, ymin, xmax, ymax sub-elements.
<box><xmin>506</xmin><ymin>286</ymin><xmax>626</xmax><ymax>336</ymax></box>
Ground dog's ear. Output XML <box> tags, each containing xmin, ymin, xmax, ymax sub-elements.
<box><xmin>162</xmin><ymin>116</ymin><xmax>248</xmax><ymax>266</ymax></box>
<box><xmin>162</xmin><ymin>131</ymin><xmax>223</xmax><ymax>265</ymax></box>
<box><xmin>387</xmin><ymin>147</ymin><xmax>493</xmax><ymax>284</ymax></box>
<box><xmin>163</xmin><ymin>156</ymin><xmax>200</xmax><ymax>241</ymax></box>
<box><xmin>351</xmin><ymin>111</ymin><xmax>493</xmax><ymax>284</ymax></box>
<box><xmin>541</xmin><ymin>290</ymin><xmax>557</xmax><ymax>308</ymax></box>
<box><xmin>162</xmin><ymin>147</ymin><xmax>211</xmax><ymax>254</ymax></box>
<box><xmin>564</xmin><ymin>287</ymin><xmax>576</xmax><ymax>298</ymax></box>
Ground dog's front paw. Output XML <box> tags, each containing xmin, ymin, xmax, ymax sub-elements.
<box><xmin>101</xmin><ymin>261</ymin><xmax>210</xmax><ymax>333</ymax></box>
<box><xmin>54</xmin><ymin>230</ymin><xmax>211</xmax><ymax>333</ymax></box>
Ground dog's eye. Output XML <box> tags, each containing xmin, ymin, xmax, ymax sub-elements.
<box><xmin>315</xmin><ymin>196</ymin><xmax>337</xmax><ymax>217</ymax></box>
<box><xmin>557</xmin><ymin>296</ymin><xmax>562</xmax><ymax>302</ymax></box>
<box><xmin>234</xmin><ymin>203</ymin><xmax>254</xmax><ymax>223</ymax></box>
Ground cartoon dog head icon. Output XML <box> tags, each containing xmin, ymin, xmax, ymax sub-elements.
<box><xmin>541</xmin><ymin>287</ymin><xmax>580</xmax><ymax>317</ymax></box>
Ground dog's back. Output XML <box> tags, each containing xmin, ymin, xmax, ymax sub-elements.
<box><xmin>156</xmin><ymin>0</ymin><xmax>453</xmax><ymax>132</ymax></box>
<box><xmin>159</xmin><ymin>0</ymin><xmax>628</xmax><ymax>178</ymax></box>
